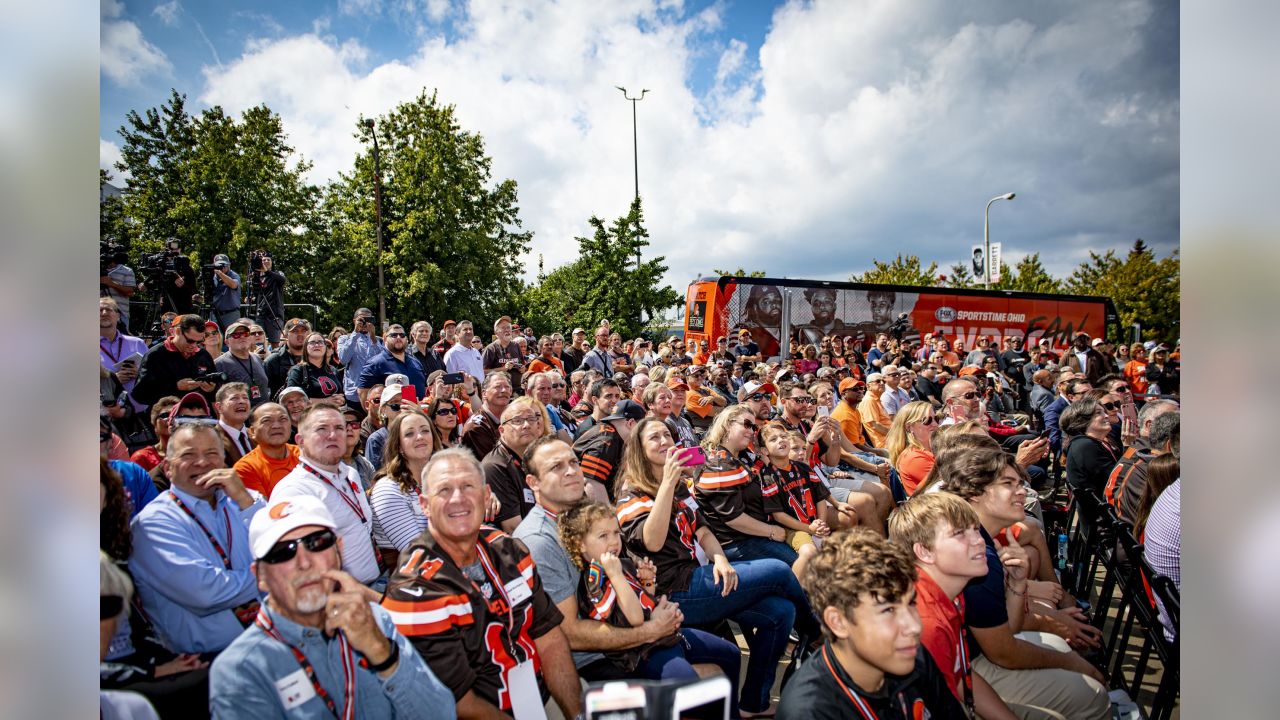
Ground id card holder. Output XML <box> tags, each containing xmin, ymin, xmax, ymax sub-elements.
<box><xmin>508</xmin><ymin>660</ymin><xmax>547</xmax><ymax>720</ymax></box>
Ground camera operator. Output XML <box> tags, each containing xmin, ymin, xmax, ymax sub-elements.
<box><xmin>99</xmin><ymin>244</ymin><xmax>137</xmax><ymax>332</ymax></box>
<box><xmin>337</xmin><ymin>308</ymin><xmax>384</xmax><ymax>413</ymax></box>
<box><xmin>249</xmin><ymin>250</ymin><xmax>286</xmax><ymax>347</ymax></box>
<box><xmin>139</xmin><ymin>238</ymin><xmax>198</xmax><ymax>315</ymax></box>
<box><xmin>132</xmin><ymin>314</ymin><xmax>222</xmax><ymax>407</ymax></box>
<box><xmin>208</xmin><ymin>253</ymin><xmax>241</xmax><ymax>330</ymax></box>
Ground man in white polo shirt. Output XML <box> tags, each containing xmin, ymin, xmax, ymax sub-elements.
<box><xmin>270</xmin><ymin>404</ymin><xmax>381</xmax><ymax>585</ymax></box>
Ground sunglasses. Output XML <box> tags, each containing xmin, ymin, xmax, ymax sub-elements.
<box><xmin>345</xmin><ymin>420</ymin><xmax>361</xmax><ymax>429</ymax></box>
<box><xmin>182</xmin><ymin>333</ymin><xmax>206</xmax><ymax>343</ymax></box>
<box><xmin>550</xmin><ymin>382</ymin><xmax>566</xmax><ymax>389</ymax></box>
<box><xmin>434</xmin><ymin>407</ymin><xmax>457</xmax><ymax>416</ymax></box>
<box><xmin>1101</xmin><ymin>402</ymin><xmax>1119</xmax><ymax>412</ymax></box>
<box><xmin>386</xmin><ymin>332</ymin><xmax>406</xmax><ymax>338</ymax></box>
<box><xmin>789</xmin><ymin>396</ymin><xmax>816</xmax><ymax>404</ymax></box>
<box><xmin>259</xmin><ymin>528</ymin><xmax>338</xmax><ymax>565</ymax></box>
<box><xmin>251</xmin><ymin>330</ymin><xmax>265</xmax><ymax>336</ymax></box>
<box><xmin>228</xmin><ymin>331</ymin><xmax>251</xmax><ymax>339</ymax></box>
<box><xmin>101</xmin><ymin>595</ymin><xmax>124</xmax><ymax>620</ymax></box>
<box><xmin>739</xmin><ymin>419</ymin><xmax>759</xmax><ymax>431</ymax></box>
<box><xmin>958</xmin><ymin>391</ymin><xmax>979</xmax><ymax>400</ymax></box>
<box><xmin>747</xmin><ymin>392</ymin><xmax>770</xmax><ymax>401</ymax></box>
<box><xmin>920</xmin><ymin>416</ymin><xmax>938</xmax><ymax>425</ymax></box>
<box><xmin>384</xmin><ymin>403</ymin><xmax>402</xmax><ymax>412</ymax></box>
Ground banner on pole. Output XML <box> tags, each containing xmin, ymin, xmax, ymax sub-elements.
<box><xmin>989</xmin><ymin>243</ymin><xmax>1002</xmax><ymax>282</ymax></box>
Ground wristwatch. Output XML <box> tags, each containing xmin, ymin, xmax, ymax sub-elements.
<box><xmin>366</xmin><ymin>639</ymin><xmax>400</xmax><ymax>672</ymax></box>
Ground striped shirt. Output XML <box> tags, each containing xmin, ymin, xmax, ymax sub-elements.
<box><xmin>370</xmin><ymin>476</ymin><xmax>428</xmax><ymax>552</ymax></box>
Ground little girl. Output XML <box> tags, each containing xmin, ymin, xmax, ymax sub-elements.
<box><xmin>558</xmin><ymin>501</ymin><xmax>742</xmax><ymax>713</ymax></box>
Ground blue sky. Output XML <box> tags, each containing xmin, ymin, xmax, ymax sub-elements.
<box><xmin>101</xmin><ymin>0</ymin><xmax>1179</xmax><ymax>291</ymax></box>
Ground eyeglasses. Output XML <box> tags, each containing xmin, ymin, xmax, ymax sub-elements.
<box><xmin>434</xmin><ymin>407</ymin><xmax>458</xmax><ymax>416</ymax></box>
<box><xmin>101</xmin><ymin>595</ymin><xmax>124</xmax><ymax>620</ymax></box>
<box><xmin>386</xmin><ymin>332</ymin><xmax>406</xmax><ymax>338</ymax></box>
<box><xmin>1100</xmin><ymin>402</ymin><xmax>1119</xmax><ymax>411</ymax></box>
<box><xmin>550</xmin><ymin>382</ymin><xmax>566</xmax><ymax>389</ymax></box>
<box><xmin>747</xmin><ymin>393</ymin><xmax>770</xmax><ymax>401</ymax></box>
<box><xmin>182</xmin><ymin>333</ymin><xmax>206</xmax><ymax>343</ymax></box>
<box><xmin>251</xmin><ymin>330</ymin><xmax>265</xmax><ymax>337</ymax></box>
<box><xmin>384</xmin><ymin>403</ymin><xmax>402</xmax><ymax>412</ymax></box>
<box><xmin>788</xmin><ymin>396</ymin><xmax>816</xmax><ymax>404</ymax></box>
<box><xmin>259</xmin><ymin>529</ymin><xmax>338</xmax><ymax>565</ymax></box>
<box><xmin>920</xmin><ymin>416</ymin><xmax>938</xmax><ymax>425</ymax></box>
<box><xmin>739</xmin><ymin>419</ymin><xmax>759</xmax><ymax>431</ymax></box>
<box><xmin>228</xmin><ymin>331</ymin><xmax>251</xmax><ymax>339</ymax></box>
<box><xmin>502</xmin><ymin>415</ymin><xmax>541</xmax><ymax>428</ymax></box>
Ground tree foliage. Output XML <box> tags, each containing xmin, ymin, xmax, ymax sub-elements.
<box><xmin>1065</xmin><ymin>240</ymin><xmax>1179</xmax><ymax>341</ymax></box>
<box><xmin>517</xmin><ymin>198</ymin><xmax>681</xmax><ymax>339</ymax></box>
<box><xmin>712</xmin><ymin>267</ymin><xmax>767</xmax><ymax>278</ymax></box>
<box><xmin>849</xmin><ymin>253</ymin><xmax>940</xmax><ymax>286</ymax></box>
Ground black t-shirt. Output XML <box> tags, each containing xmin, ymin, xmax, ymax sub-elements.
<box><xmin>733</xmin><ymin>342</ymin><xmax>761</xmax><ymax>360</ymax></box>
<box><xmin>693</xmin><ymin>446</ymin><xmax>782</xmax><ymax>546</ymax></box>
<box><xmin>159</xmin><ymin>259</ymin><xmax>198</xmax><ymax>314</ymax></box>
<box><xmin>482</xmin><ymin>340</ymin><xmax>525</xmax><ymax>393</ymax></box>
<box><xmin>777</xmin><ymin>642</ymin><xmax>966</xmax><ymax>720</ymax></box>
<box><xmin>254</xmin><ymin>270</ymin><xmax>286</xmax><ymax>320</ymax></box>
<box><xmin>616</xmin><ymin>485</ymin><xmax>704</xmax><ymax>596</ymax></box>
<box><xmin>561</xmin><ymin>347</ymin><xmax>584</xmax><ymax>375</ymax></box>
<box><xmin>481</xmin><ymin>442</ymin><xmax>536</xmax><ymax>525</ymax></box>
<box><xmin>285</xmin><ymin>361</ymin><xmax>342</xmax><ymax>399</ymax></box>
<box><xmin>961</xmin><ymin>527</ymin><xmax>1008</xmax><ymax>660</ymax></box>
<box><xmin>999</xmin><ymin>350</ymin><xmax>1030</xmax><ymax>383</ymax></box>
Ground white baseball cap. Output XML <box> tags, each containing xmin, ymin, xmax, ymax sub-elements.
<box><xmin>250</xmin><ymin>496</ymin><xmax>337</xmax><ymax>560</ymax></box>
<box><xmin>380</xmin><ymin>384</ymin><xmax>405</xmax><ymax>405</ymax></box>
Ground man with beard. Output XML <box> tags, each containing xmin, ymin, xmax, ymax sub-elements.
<box><xmin>214</xmin><ymin>320</ymin><xmax>270</xmax><ymax>407</ymax></box>
<box><xmin>796</xmin><ymin>288</ymin><xmax>851</xmax><ymax>347</ymax></box>
<box><xmin>235</xmin><ymin>402</ymin><xmax>301</xmax><ymax>497</ymax></box>
<box><xmin>382</xmin><ymin>449</ymin><xmax>582</xmax><ymax>720</ymax></box>
<box><xmin>129</xmin><ymin>423</ymin><xmax>264</xmax><ymax>654</ymax></box>
<box><xmin>741</xmin><ymin>284</ymin><xmax>783</xmax><ymax>358</ymax></box>
<box><xmin>132</xmin><ymin>314</ymin><xmax>218</xmax><ymax>407</ymax></box>
<box><xmin>210</xmin><ymin>495</ymin><xmax>452</xmax><ymax>718</ymax></box>
<box><xmin>264</xmin><ymin>318</ymin><xmax>310</xmax><ymax>399</ymax></box>
<box><xmin>482</xmin><ymin>315</ymin><xmax>527</xmax><ymax>394</ymax></box>
<box><xmin>356</xmin><ymin>324</ymin><xmax>427</xmax><ymax>402</ymax></box>
<box><xmin>216</xmin><ymin>382</ymin><xmax>255</xmax><ymax>465</ymax></box>
<box><xmin>270</xmin><ymin>405</ymin><xmax>381</xmax><ymax>585</ymax></box>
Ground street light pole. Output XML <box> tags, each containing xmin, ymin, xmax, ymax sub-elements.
<box><xmin>983</xmin><ymin>192</ymin><xmax>1016</xmax><ymax>288</ymax></box>
<box><xmin>364</xmin><ymin>119</ymin><xmax>387</xmax><ymax>330</ymax></box>
<box><xmin>616</xmin><ymin>86</ymin><xmax>648</xmax><ymax>269</ymax></box>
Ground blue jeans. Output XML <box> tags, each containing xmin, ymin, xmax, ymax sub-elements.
<box><xmin>635</xmin><ymin>629</ymin><xmax>742</xmax><ymax>719</ymax></box>
<box><xmin>722</xmin><ymin>536</ymin><xmax>798</xmax><ymax>566</ymax></box>
<box><xmin>672</xmin><ymin>561</ymin><xmax>818</xmax><ymax>712</ymax></box>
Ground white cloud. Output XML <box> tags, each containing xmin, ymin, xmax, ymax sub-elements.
<box><xmin>101</xmin><ymin>2</ymin><xmax>171</xmax><ymax>87</ymax></box>
<box><xmin>100</xmin><ymin>138</ymin><xmax>125</xmax><ymax>179</ymax></box>
<box><xmin>199</xmin><ymin>0</ymin><xmax>1178</xmax><ymax>288</ymax></box>
<box><xmin>339</xmin><ymin>0</ymin><xmax>381</xmax><ymax>16</ymax></box>
<box><xmin>153</xmin><ymin>0</ymin><xmax>180</xmax><ymax>27</ymax></box>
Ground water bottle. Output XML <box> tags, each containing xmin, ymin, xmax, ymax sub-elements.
<box><xmin>1056</xmin><ymin>527</ymin><xmax>1068</xmax><ymax>571</ymax></box>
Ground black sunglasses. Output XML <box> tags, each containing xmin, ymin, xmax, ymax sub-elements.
<box><xmin>434</xmin><ymin>406</ymin><xmax>457</xmax><ymax>416</ymax></box>
<box><xmin>386</xmin><ymin>332</ymin><xmax>406</xmax><ymax>338</ymax></box>
<box><xmin>747</xmin><ymin>392</ymin><xmax>770</xmax><ymax>401</ymax></box>
<box><xmin>384</xmin><ymin>403</ymin><xmax>402</xmax><ymax>412</ymax></box>
<box><xmin>1101</xmin><ymin>402</ymin><xmax>1119</xmax><ymax>411</ymax></box>
<box><xmin>958</xmin><ymin>391</ymin><xmax>978</xmax><ymax>400</ymax></box>
<box><xmin>740</xmin><ymin>419</ymin><xmax>759</xmax><ymax>431</ymax></box>
<box><xmin>101</xmin><ymin>595</ymin><xmax>124</xmax><ymax>620</ymax></box>
<box><xmin>259</xmin><ymin>529</ymin><xmax>338</xmax><ymax>565</ymax></box>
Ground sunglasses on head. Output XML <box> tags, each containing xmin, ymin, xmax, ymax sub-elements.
<box><xmin>259</xmin><ymin>528</ymin><xmax>338</xmax><ymax>565</ymax></box>
<box><xmin>434</xmin><ymin>406</ymin><xmax>457</xmax><ymax>416</ymax></box>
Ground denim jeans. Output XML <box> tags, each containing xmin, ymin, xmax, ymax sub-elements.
<box><xmin>671</xmin><ymin>561</ymin><xmax>818</xmax><ymax>712</ymax></box>
<box><xmin>722</xmin><ymin>536</ymin><xmax>798</xmax><ymax>566</ymax></box>
<box><xmin>634</xmin><ymin>629</ymin><xmax>742</xmax><ymax>719</ymax></box>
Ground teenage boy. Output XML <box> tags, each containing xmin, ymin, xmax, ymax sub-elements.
<box><xmin>889</xmin><ymin>493</ymin><xmax>1018</xmax><ymax>720</ymax></box>
<box><xmin>939</xmin><ymin>448</ymin><xmax>1109</xmax><ymax>719</ymax></box>
<box><xmin>778</xmin><ymin>529</ymin><xmax>965</xmax><ymax>720</ymax></box>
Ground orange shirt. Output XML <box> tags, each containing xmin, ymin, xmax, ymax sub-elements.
<box><xmin>858</xmin><ymin>393</ymin><xmax>891</xmax><ymax>447</ymax></box>
<box><xmin>684</xmin><ymin>388</ymin><xmax>717</xmax><ymax>418</ymax></box>
<box><xmin>234</xmin><ymin>444</ymin><xmax>301</xmax><ymax>497</ymax></box>
<box><xmin>1123</xmin><ymin>359</ymin><xmax>1149</xmax><ymax>394</ymax></box>
<box><xmin>896</xmin><ymin>447</ymin><xmax>936</xmax><ymax>495</ymax></box>
<box><xmin>915</xmin><ymin>570</ymin><xmax>969</xmax><ymax>703</ymax></box>
<box><xmin>692</xmin><ymin>352</ymin><xmax>710</xmax><ymax>366</ymax></box>
<box><xmin>831</xmin><ymin>401</ymin><xmax>866</xmax><ymax>446</ymax></box>
<box><xmin>528</xmin><ymin>356</ymin><xmax>564</xmax><ymax>375</ymax></box>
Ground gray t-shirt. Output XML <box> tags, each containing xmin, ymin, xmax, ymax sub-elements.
<box><xmin>104</xmin><ymin>265</ymin><xmax>137</xmax><ymax>325</ymax></box>
<box><xmin>214</xmin><ymin>351</ymin><xmax>270</xmax><ymax>407</ymax></box>
<box><xmin>513</xmin><ymin>505</ymin><xmax>603</xmax><ymax>668</ymax></box>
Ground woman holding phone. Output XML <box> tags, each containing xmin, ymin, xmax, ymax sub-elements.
<box><xmin>286</xmin><ymin>331</ymin><xmax>343</xmax><ymax>404</ymax></box>
<box><xmin>615</xmin><ymin>417</ymin><xmax>820</xmax><ymax>718</ymax></box>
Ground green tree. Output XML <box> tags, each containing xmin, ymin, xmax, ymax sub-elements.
<box><xmin>997</xmin><ymin>253</ymin><xmax>1062</xmax><ymax>293</ymax></box>
<box><xmin>517</xmin><ymin>198</ymin><xmax>681</xmax><ymax>339</ymax></box>
<box><xmin>712</xmin><ymin>267</ymin><xmax>767</xmax><ymax>278</ymax></box>
<box><xmin>850</xmin><ymin>254</ymin><xmax>940</xmax><ymax>286</ymax></box>
<box><xmin>100</xmin><ymin>169</ymin><xmax>131</xmax><ymax>248</ymax></box>
<box><xmin>1065</xmin><ymin>240</ymin><xmax>1180</xmax><ymax>341</ymax></box>
<box><xmin>322</xmin><ymin>91</ymin><xmax>531</xmax><ymax>329</ymax></box>
<box><xmin>944</xmin><ymin>263</ymin><xmax>977</xmax><ymax>289</ymax></box>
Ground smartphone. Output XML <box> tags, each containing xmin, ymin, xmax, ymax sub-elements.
<box><xmin>671</xmin><ymin>676</ymin><xmax>731</xmax><ymax>720</ymax></box>
<box><xmin>816</xmin><ymin>404</ymin><xmax>831</xmax><ymax>418</ymax></box>
<box><xmin>584</xmin><ymin>682</ymin><xmax>647</xmax><ymax>720</ymax></box>
<box><xmin>114</xmin><ymin>352</ymin><xmax>143</xmax><ymax>372</ymax></box>
<box><xmin>680</xmin><ymin>447</ymin><xmax>707</xmax><ymax>467</ymax></box>
<box><xmin>401</xmin><ymin>385</ymin><xmax>418</xmax><ymax>403</ymax></box>
<box><xmin>441</xmin><ymin>371</ymin><xmax>465</xmax><ymax>386</ymax></box>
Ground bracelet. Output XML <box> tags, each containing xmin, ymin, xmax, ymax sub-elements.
<box><xmin>1007</xmin><ymin>586</ymin><xmax>1027</xmax><ymax>597</ymax></box>
<box><xmin>366</xmin><ymin>639</ymin><xmax>399</xmax><ymax>673</ymax></box>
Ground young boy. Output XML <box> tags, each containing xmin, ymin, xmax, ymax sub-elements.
<box><xmin>777</xmin><ymin>529</ymin><xmax>966</xmax><ymax>720</ymax></box>
<box><xmin>889</xmin><ymin>493</ymin><xmax>1018</xmax><ymax>720</ymax></box>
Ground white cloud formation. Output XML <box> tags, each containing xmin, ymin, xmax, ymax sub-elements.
<box><xmin>199</xmin><ymin>0</ymin><xmax>1178</xmax><ymax>289</ymax></box>
<box><xmin>154</xmin><ymin>1</ymin><xmax>180</xmax><ymax>27</ymax></box>
<box><xmin>100</xmin><ymin>139</ymin><xmax>125</xmax><ymax>179</ymax></box>
<box><xmin>101</xmin><ymin>1</ymin><xmax>171</xmax><ymax>87</ymax></box>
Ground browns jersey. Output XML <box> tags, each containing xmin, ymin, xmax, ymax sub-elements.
<box><xmin>616</xmin><ymin>484</ymin><xmax>704</xmax><ymax>596</ymax></box>
<box><xmin>381</xmin><ymin>527</ymin><xmax>563</xmax><ymax>712</ymax></box>
<box><xmin>760</xmin><ymin>460</ymin><xmax>831</xmax><ymax>526</ymax></box>
<box><xmin>693</xmin><ymin>446</ymin><xmax>783</xmax><ymax>546</ymax></box>
<box><xmin>573</xmin><ymin>422</ymin><xmax>625</xmax><ymax>501</ymax></box>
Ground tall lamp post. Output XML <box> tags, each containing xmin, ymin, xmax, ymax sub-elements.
<box><xmin>616</xmin><ymin>86</ymin><xmax>648</xmax><ymax>270</ymax></box>
<box><xmin>983</xmin><ymin>192</ymin><xmax>1016</xmax><ymax>288</ymax></box>
<box><xmin>363</xmin><ymin>119</ymin><xmax>387</xmax><ymax>330</ymax></box>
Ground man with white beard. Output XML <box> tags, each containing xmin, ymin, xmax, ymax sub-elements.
<box><xmin>209</xmin><ymin>495</ymin><xmax>453</xmax><ymax>718</ymax></box>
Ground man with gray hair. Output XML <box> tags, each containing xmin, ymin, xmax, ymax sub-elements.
<box><xmin>1108</xmin><ymin>406</ymin><xmax>1179</xmax><ymax>521</ymax></box>
<box><xmin>410</xmin><ymin>320</ymin><xmax>445</xmax><ymax>377</ymax></box>
<box><xmin>129</xmin><ymin>423</ymin><xmax>264</xmax><ymax>654</ymax></box>
<box><xmin>382</xmin><ymin>448</ymin><xmax>583</xmax><ymax>720</ymax></box>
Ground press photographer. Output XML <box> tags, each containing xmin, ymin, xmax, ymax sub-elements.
<box><xmin>99</xmin><ymin>243</ymin><xmax>137</xmax><ymax>332</ymax></box>
<box><xmin>132</xmin><ymin>314</ymin><xmax>225</xmax><ymax>407</ymax></box>
<box><xmin>137</xmin><ymin>238</ymin><xmax>198</xmax><ymax>316</ymax></box>
<box><xmin>247</xmin><ymin>250</ymin><xmax>286</xmax><ymax>346</ymax></box>
<box><xmin>208</xmin><ymin>253</ymin><xmax>242</xmax><ymax>330</ymax></box>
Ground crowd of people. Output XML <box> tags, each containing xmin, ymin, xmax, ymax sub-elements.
<box><xmin>99</xmin><ymin>290</ymin><xmax>1181</xmax><ymax>720</ymax></box>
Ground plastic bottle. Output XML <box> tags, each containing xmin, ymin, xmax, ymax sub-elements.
<box><xmin>1056</xmin><ymin>526</ymin><xmax>1068</xmax><ymax>571</ymax></box>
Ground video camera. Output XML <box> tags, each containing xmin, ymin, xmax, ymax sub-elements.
<box><xmin>137</xmin><ymin>240</ymin><xmax>190</xmax><ymax>287</ymax></box>
<box><xmin>888</xmin><ymin>312</ymin><xmax>911</xmax><ymax>341</ymax></box>
<box><xmin>100</xmin><ymin>241</ymin><xmax>127</xmax><ymax>274</ymax></box>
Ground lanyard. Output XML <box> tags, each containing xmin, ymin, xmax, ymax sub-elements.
<box><xmin>101</xmin><ymin>335</ymin><xmax>124</xmax><ymax>364</ymax></box>
<box><xmin>302</xmin><ymin>462</ymin><xmax>367</xmax><ymax>524</ymax></box>
<box><xmin>256</xmin><ymin>606</ymin><xmax>357</xmax><ymax>720</ymax></box>
<box><xmin>168</xmin><ymin>491</ymin><xmax>234</xmax><ymax>569</ymax></box>
<box><xmin>473</xmin><ymin>541</ymin><xmax>516</xmax><ymax>633</ymax></box>
<box><xmin>821</xmin><ymin>645</ymin><xmax>880</xmax><ymax>720</ymax></box>
<box><xmin>957</xmin><ymin>607</ymin><xmax>976</xmax><ymax>718</ymax></box>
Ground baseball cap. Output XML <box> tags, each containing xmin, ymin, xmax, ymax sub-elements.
<box><xmin>612</xmin><ymin>372</ymin><xmax>630</xmax><ymax>381</ymax></box>
<box><xmin>838</xmin><ymin>377</ymin><xmax>866</xmax><ymax>393</ymax></box>
<box><xmin>1091</xmin><ymin>338</ymin><xmax>1104</xmax><ymax>347</ymax></box>
<box><xmin>572</xmin><ymin>327</ymin><xmax>586</xmax><ymax>335</ymax></box>
<box><xmin>285</xmin><ymin>318</ymin><xmax>311</xmax><ymax>333</ymax></box>
<box><xmin>226</xmin><ymin>320</ymin><xmax>253</xmax><ymax>336</ymax></box>
<box><xmin>167</xmin><ymin>392</ymin><xmax>213</xmax><ymax>428</ymax></box>
<box><xmin>427</xmin><ymin>369</ymin><xmax>445</xmax><ymax>386</ymax></box>
<box><xmin>213</xmin><ymin>253</ymin><xmax>230</xmax><ymax>267</ymax></box>
<box><xmin>380</xmin><ymin>384</ymin><xmax>405</xmax><ymax>405</ymax></box>
<box><xmin>385</xmin><ymin>373</ymin><xmax>410</xmax><ymax>388</ymax></box>
<box><xmin>277</xmin><ymin>386</ymin><xmax>307</xmax><ymax>403</ymax></box>
<box><xmin>603</xmin><ymin>399</ymin><xmax>646</xmax><ymax>423</ymax></box>
<box><xmin>495</xmin><ymin>315</ymin><xmax>513</xmax><ymax>326</ymax></box>
<box><xmin>742</xmin><ymin>380</ymin><xmax>777</xmax><ymax>397</ymax></box>
<box><xmin>1143</xmin><ymin>341</ymin><xmax>1157</xmax><ymax>351</ymax></box>
<box><xmin>816</xmin><ymin>367</ymin><xmax>835</xmax><ymax>378</ymax></box>
<box><xmin>665</xmin><ymin>377</ymin><xmax>690</xmax><ymax>391</ymax></box>
<box><xmin>441</xmin><ymin>319</ymin><xmax>456</xmax><ymax>328</ymax></box>
<box><xmin>881</xmin><ymin>366</ymin><xmax>901</xmax><ymax>376</ymax></box>
<box><xmin>957</xmin><ymin>366</ymin><xmax>983</xmax><ymax>377</ymax></box>
<box><xmin>249</xmin><ymin>496</ymin><xmax>338</xmax><ymax>560</ymax></box>
<box><xmin>204</xmin><ymin>320</ymin><xmax>220</xmax><ymax>332</ymax></box>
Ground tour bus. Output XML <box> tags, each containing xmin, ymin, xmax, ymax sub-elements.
<box><xmin>683</xmin><ymin>275</ymin><xmax>1119</xmax><ymax>360</ymax></box>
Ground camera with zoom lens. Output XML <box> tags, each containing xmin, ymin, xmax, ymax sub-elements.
<box><xmin>100</xmin><ymin>242</ymin><xmax>127</xmax><ymax>274</ymax></box>
<box><xmin>249</xmin><ymin>250</ymin><xmax>269</xmax><ymax>272</ymax></box>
